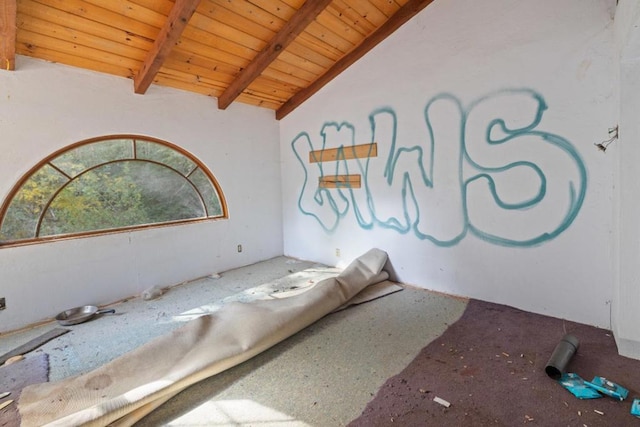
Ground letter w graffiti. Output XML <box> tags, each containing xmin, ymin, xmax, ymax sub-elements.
<box><xmin>290</xmin><ymin>89</ymin><xmax>587</xmax><ymax>247</ymax></box>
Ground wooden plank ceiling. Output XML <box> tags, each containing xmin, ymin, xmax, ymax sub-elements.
<box><xmin>2</xmin><ymin>0</ymin><xmax>434</xmax><ymax>119</ymax></box>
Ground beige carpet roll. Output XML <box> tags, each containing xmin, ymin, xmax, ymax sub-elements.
<box><xmin>19</xmin><ymin>248</ymin><xmax>389</xmax><ymax>426</ymax></box>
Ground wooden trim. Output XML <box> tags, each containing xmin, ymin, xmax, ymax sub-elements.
<box><xmin>309</xmin><ymin>143</ymin><xmax>377</xmax><ymax>163</ymax></box>
<box><xmin>276</xmin><ymin>0</ymin><xmax>435</xmax><ymax>120</ymax></box>
<box><xmin>134</xmin><ymin>0</ymin><xmax>201</xmax><ymax>94</ymax></box>
<box><xmin>217</xmin><ymin>0</ymin><xmax>333</xmax><ymax>110</ymax></box>
<box><xmin>0</xmin><ymin>0</ymin><xmax>16</xmax><ymax>71</ymax></box>
<box><xmin>319</xmin><ymin>174</ymin><xmax>361</xmax><ymax>189</ymax></box>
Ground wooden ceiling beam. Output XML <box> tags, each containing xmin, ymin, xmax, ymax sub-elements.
<box><xmin>276</xmin><ymin>0</ymin><xmax>435</xmax><ymax>120</ymax></box>
<box><xmin>217</xmin><ymin>0</ymin><xmax>333</xmax><ymax>110</ymax></box>
<box><xmin>134</xmin><ymin>0</ymin><xmax>201</xmax><ymax>94</ymax></box>
<box><xmin>0</xmin><ymin>0</ymin><xmax>16</xmax><ymax>71</ymax></box>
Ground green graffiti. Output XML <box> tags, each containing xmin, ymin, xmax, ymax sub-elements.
<box><xmin>291</xmin><ymin>89</ymin><xmax>587</xmax><ymax>247</ymax></box>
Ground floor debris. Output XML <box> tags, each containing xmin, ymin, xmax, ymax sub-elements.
<box><xmin>3</xmin><ymin>355</ymin><xmax>24</xmax><ymax>366</ymax></box>
<box><xmin>584</xmin><ymin>377</ymin><xmax>628</xmax><ymax>401</ymax></box>
<box><xmin>433</xmin><ymin>396</ymin><xmax>451</xmax><ymax>408</ymax></box>
<box><xmin>559</xmin><ymin>373</ymin><xmax>602</xmax><ymax>399</ymax></box>
<box><xmin>0</xmin><ymin>400</ymin><xmax>13</xmax><ymax>411</ymax></box>
<box><xmin>142</xmin><ymin>285</ymin><xmax>164</xmax><ymax>300</ymax></box>
<box><xmin>632</xmin><ymin>398</ymin><xmax>640</xmax><ymax>417</ymax></box>
<box><xmin>0</xmin><ymin>328</ymin><xmax>69</xmax><ymax>365</ymax></box>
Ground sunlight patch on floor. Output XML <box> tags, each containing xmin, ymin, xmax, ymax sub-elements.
<box><xmin>166</xmin><ymin>399</ymin><xmax>312</xmax><ymax>426</ymax></box>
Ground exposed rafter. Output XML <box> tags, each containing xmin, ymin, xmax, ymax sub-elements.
<box><xmin>11</xmin><ymin>0</ymin><xmax>438</xmax><ymax>113</ymax></box>
<box><xmin>134</xmin><ymin>0</ymin><xmax>201</xmax><ymax>94</ymax></box>
<box><xmin>0</xmin><ymin>0</ymin><xmax>16</xmax><ymax>71</ymax></box>
<box><xmin>217</xmin><ymin>0</ymin><xmax>333</xmax><ymax>110</ymax></box>
<box><xmin>276</xmin><ymin>0</ymin><xmax>435</xmax><ymax>120</ymax></box>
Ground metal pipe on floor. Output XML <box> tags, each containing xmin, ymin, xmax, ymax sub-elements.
<box><xmin>545</xmin><ymin>334</ymin><xmax>580</xmax><ymax>379</ymax></box>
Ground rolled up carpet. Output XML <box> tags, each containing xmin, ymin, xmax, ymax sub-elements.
<box><xmin>19</xmin><ymin>248</ymin><xmax>389</xmax><ymax>427</ymax></box>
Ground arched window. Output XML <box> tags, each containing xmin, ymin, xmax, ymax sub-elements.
<box><xmin>0</xmin><ymin>135</ymin><xmax>227</xmax><ymax>245</ymax></box>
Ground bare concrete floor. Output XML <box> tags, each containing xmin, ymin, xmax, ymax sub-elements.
<box><xmin>0</xmin><ymin>256</ymin><xmax>468</xmax><ymax>426</ymax></box>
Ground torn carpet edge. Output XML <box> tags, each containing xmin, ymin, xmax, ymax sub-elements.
<box><xmin>18</xmin><ymin>248</ymin><xmax>389</xmax><ymax>427</ymax></box>
<box><xmin>0</xmin><ymin>353</ymin><xmax>49</xmax><ymax>427</ymax></box>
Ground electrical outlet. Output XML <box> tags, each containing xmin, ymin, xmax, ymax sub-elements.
<box><xmin>335</xmin><ymin>248</ymin><xmax>340</xmax><ymax>257</ymax></box>
<box><xmin>0</xmin><ymin>298</ymin><xmax>5</xmax><ymax>310</ymax></box>
<box><xmin>237</xmin><ymin>244</ymin><xmax>243</xmax><ymax>253</ymax></box>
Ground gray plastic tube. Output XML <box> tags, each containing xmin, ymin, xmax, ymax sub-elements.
<box><xmin>545</xmin><ymin>334</ymin><xmax>580</xmax><ymax>379</ymax></box>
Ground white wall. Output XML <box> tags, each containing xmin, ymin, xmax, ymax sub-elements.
<box><xmin>280</xmin><ymin>0</ymin><xmax>617</xmax><ymax>330</ymax></box>
<box><xmin>614</xmin><ymin>0</ymin><xmax>640</xmax><ymax>358</ymax></box>
<box><xmin>0</xmin><ymin>57</ymin><xmax>283</xmax><ymax>332</ymax></box>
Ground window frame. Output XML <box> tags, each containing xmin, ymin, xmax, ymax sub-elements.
<box><xmin>0</xmin><ymin>135</ymin><xmax>228</xmax><ymax>248</ymax></box>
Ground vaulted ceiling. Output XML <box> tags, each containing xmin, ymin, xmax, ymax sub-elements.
<box><xmin>1</xmin><ymin>0</ymin><xmax>433</xmax><ymax>119</ymax></box>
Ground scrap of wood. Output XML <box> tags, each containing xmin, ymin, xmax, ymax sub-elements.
<box><xmin>0</xmin><ymin>400</ymin><xmax>13</xmax><ymax>411</ymax></box>
<box><xmin>3</xmin><ymin>355</ymin><xmax>24</xmax><ymax>366</ymax></box>
<box><xmin>0</xmin><ymin>328</ymin><xmax>69</xmax><ymax>365</ymax></box>
<box><xmin>309</xmin><ymin>143</ymin><xmax>377</xmax><ymax>163</ymax></box>
<box><xmin>319</xmin><ymin>174</ymin><xmax>361</xmax><ymax>189</ymax></box>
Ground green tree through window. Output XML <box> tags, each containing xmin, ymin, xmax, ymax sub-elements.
<box><xmin>0</xmin><ymin>136</ymin><xmax>227</xmax><ymax>245</ymax></box>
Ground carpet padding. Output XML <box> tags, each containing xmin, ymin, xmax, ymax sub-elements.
<box><xmin>350</xmin><ymin>299</ymin><xmax>640</xmax><ymax>426</ymax></box>
<box><xmin>19</xmin><ymin>249</ymin><xmax>390</xmax><ymax>427</ymax></box>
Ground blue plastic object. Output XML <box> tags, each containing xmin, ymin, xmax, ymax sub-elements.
<box><xmin>630</xmin><ymin>398</ymin><xmax>640</xmax><ymax>418</ymax></box>
<box><xmin>584</xmin><ymin>376</ymin><xmax>629</xmax><ymax>401</ymax></box>
<box><xmin>559</xmin><ymin>373</ymin><xmax>602</xmax><ymax>399</ymax></box>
